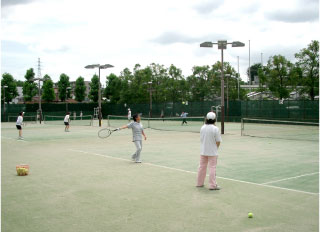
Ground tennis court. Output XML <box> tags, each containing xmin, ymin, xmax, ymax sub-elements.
<box><xmin>1</xmin><ymin>118</ymin><xmax>319</xmax><ymax>232</ymax></box>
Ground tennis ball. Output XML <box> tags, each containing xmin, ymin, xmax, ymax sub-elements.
<box><xmin>248</xmin><ymin>213</ymin><xmax>253</xmax><ymax>218</ymax></box>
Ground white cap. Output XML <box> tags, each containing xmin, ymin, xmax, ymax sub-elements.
<box><xmin>206</xmin><ymin>112</ymin><xmax>216</xmax><ymax>120</ymax></box>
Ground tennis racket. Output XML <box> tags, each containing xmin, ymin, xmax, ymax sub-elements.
<box><xmin>98</xmin><ymin>128</ymin><xmax>119</xmax><ymax>139</ymax></box>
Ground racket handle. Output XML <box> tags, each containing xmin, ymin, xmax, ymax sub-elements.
<box><xmin>115</xmin><ymin>128</ymin><xmax>120</xmax><ymax>131</ymax></box>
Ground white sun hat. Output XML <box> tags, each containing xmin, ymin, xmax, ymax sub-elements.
<box><xmin>206</xmin><ymin>112</ymin><xmax>216</xmax><ymax>120</ymax></box>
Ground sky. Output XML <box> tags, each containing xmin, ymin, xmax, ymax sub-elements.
<box><xmin>1</xmin><ymin>0</ymin><xmax>319</xmax><ymax>84</ymax></box>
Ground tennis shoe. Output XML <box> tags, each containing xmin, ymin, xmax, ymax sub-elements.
<box><xmin>135</xmin><ymin>160</ymin><xmax>142</xmax><ymax>163</ymax></box>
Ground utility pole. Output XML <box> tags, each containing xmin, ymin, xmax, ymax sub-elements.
<box><xmin>147</xmin><ymin>82</ymin><xmax>155</xmax><ymax>118</ymax></box>
<box><xmin>237</xmin><ymin>56</ymin><xmax>240</xmax><ymax>100</ymax></box>
<box><xmin>249</xmin><ymin>40</ymin><xmax>251</xmax><ymax>87</ymax></box>
<box><xmin>36</xmin><ymin>58</ymin><xmax>43</xmax><ymax>124</ymax></box>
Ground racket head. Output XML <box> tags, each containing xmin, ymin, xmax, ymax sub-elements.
<box><xmin>98</xmin><ymin>128</ymin><xmax>112</xmax><ymax>139</ymax></box>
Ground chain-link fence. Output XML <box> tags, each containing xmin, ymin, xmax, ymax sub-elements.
<box><xmin>1</xmin><ymin>100</ymin><xmax>318</xmax><ymax>122</ymax></box>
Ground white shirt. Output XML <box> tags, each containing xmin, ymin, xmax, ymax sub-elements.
<box><xmin>200</xmin><ymin>124</ymin><xmax>222</xmax><ymax>156</ymax></box>
<box><xmin>16</xmin><ymin>116</ymin><xmax>23</xmax><ymax>125</ymax></box>
<box><xmin>128</xmin><ymin>110</ymin><xmax>131</xmax><ymax>118</ymax></box>
<box><xmin>64</xmin><ymin>115</ymin><xmax>70</xmax><ymax>122</ymax></box>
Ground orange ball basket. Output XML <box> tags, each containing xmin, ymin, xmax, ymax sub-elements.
<box><xmin>16</xmin><ymin>164</ymin><xmax>29</xmax><ymax>176</ymax></box>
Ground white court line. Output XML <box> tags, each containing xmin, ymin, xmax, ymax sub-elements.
<box><xmin>261</xmin><ymin>172</ymin><xmax>319</xmax><ymax>185</ymax></box>
<box><xmin>68</xmin><ymin>149</ymin><xmax>319</xmax><ymax>196</ymax></box>
<box><xmin>1</xmin><ymin>136</ymin><xmax>28</xmax><ymax>142</ymax></box>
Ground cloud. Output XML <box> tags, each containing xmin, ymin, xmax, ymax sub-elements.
<box><xmin>265</xmin><ymin>2</ymin><xmax>319</xmax><ymax>23</ymax></box>
<box><xmin>151</xmin><ymin>31</ymin><xmax>230</xmax><ymax>45</ymax></box>
<box><xmin>1</xmin><ymin>0</ymin><xmax>36</xmax><ymax>7</ymax></box>
<box><xmin>42</xmin><ymin>45</ymin><xmax>70</xmax><ymax>53</ymax></box>
<box><xmin>193</xmin><ymin>0</ymin><xmax>224</xmax><ymax>14</ymax></box>
<box><xmin>151</xmin><ymin>32</ymin><xmax>200</xmax><ymax>45</ymax></box>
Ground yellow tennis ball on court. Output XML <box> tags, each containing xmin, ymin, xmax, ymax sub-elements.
<box><xmin>248</xmin><ymin>212</ymin><xmax>253</xmax><ymax>218</ymax></box>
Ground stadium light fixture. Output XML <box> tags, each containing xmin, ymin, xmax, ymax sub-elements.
<box><xmin>85</xmin><ymin>64</ymin><xmax>114</xmax><ymax>127</ymax></box>
<box><xmin>200</xmin><ymin>40</ymin><xmax>245</xmax><ymax>134</ymax></box>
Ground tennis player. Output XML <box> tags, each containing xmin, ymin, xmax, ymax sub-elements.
<box><xmin>181</xmin><ymin>112</ymin><xmax>188</xmax><ymax>125</ymax></box>
<box><xmin>197</xmin><ymin>112</ymin><xmax>222</xmax><ymax>190</ymax></box>
<box><xmin>118</xmin><ymin>114</ymin><xmax>146</xmax><ymax>163</ymax></box>
<box><xmin>128</xmin><ymin>108</ymin><xmax>131</xmax><ymax>122</ymax></box>
<box><xmin>64</xmin><ymin>112</ymin><xmax>70</xmax><ymax>132</ymax></box>
<box><xmin>16</xmin><ymin>112</ymin><xmax>24</xmax><ymax>139</ymax></box>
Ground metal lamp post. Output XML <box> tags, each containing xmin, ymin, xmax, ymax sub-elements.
<box><xmin>3</xmin><ymin>85</ymin><xmax>8</xmax><ymax>122</ymax></box>
<box><xmin>200</xmin><ymin>40</ymin><xmax>245</xmax><ymax>134</ymax></box>
<box><xmin>33</xmin><ymin>78</ymin><xmax>44</xmax><ymax>123</ymax></box>
<box><xmin>85</xmin><ymin>64</ymin><xmax>114</xmax><ymax>127</ymax></box>
<box><xmin>66</xmin><ymin>87</ymin><xmax>72</xmax><ymax>113</ymax></box>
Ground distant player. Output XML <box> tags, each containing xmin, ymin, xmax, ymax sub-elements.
<box><xmin>73</xmin><ymin>111</ymin><xmax>76</xmax><ymax>120</ymax></box>
<box><xmin>80</xmin><ymin>111</ymin><xmax>83</xmax><ymax>120</ymax></box>
<box><xmin>197</xmin><ymin>112</ymin><xmax>222</xmax><ymax>190</ymax></box>
<box><xmin>64</xmin><ymin>112</ymin><xmax>70</xmax><ymax>132</ymax></box>
<box><xmin>16</xmin><ymin>112</ymin><xmax>24</xmax><ymax>140</ymax></box>
<box><xmin>161</xmin><ymin>109</ymin><xmax>164</xmax><ymax>122</ymax></box>
<box><xmin>181</xmin><ymin>112</ymin><xmax>188</xmax><ymax>125</ymax></box>
<box><xmin>128</xmin><ymin>108</ymin><xmax>131</xmax><ymax>122</ymax></box>
<box><xmin>118</xmin><ymin>114</ymin><xmax>147</xmax><ymax>163</ymax></box>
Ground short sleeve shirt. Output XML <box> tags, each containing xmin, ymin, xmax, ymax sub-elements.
<box><xmin>127</xmin><ymin>122</ymin><xmax>144</xmax><ymax>141</ymax></box>
<box><xmin>16</xmin><ymin>116</ymin><xmax>23</xmax><ymax>125</ymax></box>
<box><xmin>200</xmin><ymin>124</ymin><xmax>222</xmax><ymax>156</ymax></box>
<box><xmin>64</xmin><ymin>115</ymin><xmax>70</xmax><ymax>122</ymax></box>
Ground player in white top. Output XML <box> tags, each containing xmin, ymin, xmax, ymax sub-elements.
<box><xmin>16</xmin><ymin>112</ymin><xmax>24</xmax><ymax>139</ymax></box>
<box><xmin>64</xmin><ymin>112</ymin><xmax>70</xmax><ymax>132</ymax></box>
<box><xmin>197</xmin><ymin>112</ymin><xmax>222</xmax><ymax>190</ymax></box>
<box><xmin>128</xmin><ymin>108</ymin><xmax>132</xmax><ymax>122</ymax></box>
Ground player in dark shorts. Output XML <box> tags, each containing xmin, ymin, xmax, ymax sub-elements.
<box><xmin>16</xmin><ymin>112</ymin><xmax>24</xmax><ymax>139</ymax></box>
<box><xmin>181</xmin><ymin>112</ymin><xmax>188</xmax><ymax>125</ymax></box>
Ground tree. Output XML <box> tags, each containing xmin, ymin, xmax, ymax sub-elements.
<box><xmin>259</xmin><ymin>55</ymin><xmax>295</xmax><ymax>99</ymax></box>
<box><xmin>104</xmin><ymin>73</ymin><xmax>122</xmax><ymax>103</ymax></box>
<box><xmin>22</xmin><ymin>68</ymin><xmax>37</xmax><ymax>102</ymax></box>
<box><xmin>75</xmin><ymin>76</ymin><xmax>86</xmax><ymax>102</ymax></box>
<box><xmin>1</xmin><ymin>73</ymin><xmax>18</xmax><ymax>103</ymax></box>
<box><xmin>58</xmin><ymin>73</ymin><xmax>70</xmax><ymax>101</ymax></box>
<box><xmin>89</xmin><ymin>74</ymin><xmax>99</xmax><ymax>102</ymax></box>
<box><xmin>295</xmin><ymin>40</ymin><xmax>319</xmax><ymax>100</ymax></box>
<box><xmin>42</xmin><ymin>75</ymin><xmax>55</xmax><ymax>102</ymax></box>
<box><xmin>247</xmin><ymin>63</ymin><xmax>262</xmax><ymax>83</ymax></box>
<box><xmin>15</xmin><ymin>80</ymin><xmax>24</xmax><ymax>87</ymax></box>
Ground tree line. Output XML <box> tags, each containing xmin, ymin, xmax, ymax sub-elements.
<box><xmin>1</xmin><ymin>40</ymin><xmax>318</xmax><ymax>104</ymax></box>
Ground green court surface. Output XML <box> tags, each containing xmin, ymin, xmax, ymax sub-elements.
<box><xmin>1</xmin><ymin>120</ymin><xmax>319</xmax><ymax>232</ymax></box>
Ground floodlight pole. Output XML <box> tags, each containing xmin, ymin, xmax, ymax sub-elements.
<box><xmin>220</xmin><ymin>48</ymin><xmax>225</xmax><ymax>134</ymax></box>
<box><xmin>98</xmin><ymin>67</ymin><xmax>102</xmax><ymax>126</ymax></box>
<box><xmin>3</xmin><ymin>86</ymin><xmax>8</xmax><ymax>122</ymax></box>
<box><xmin>85</xmin><ymin>64</ymin><xmax>113</xmax><ymax>127</ymax></box>
<box><xmin>200</xmin><ymin>40</ymin><xmax>245</xmax><ymax>134</ymax></box>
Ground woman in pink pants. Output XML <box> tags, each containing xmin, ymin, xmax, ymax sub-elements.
<box><xmin>197</xmin><ymin>112</ymin><xmax>222</xmax><ymax>190</ymax></box>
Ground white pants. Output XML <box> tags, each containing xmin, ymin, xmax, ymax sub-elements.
<box><xmin>132</xmin><ymin>140</ymin><xmax>142</xmax><ymax>161</ymax></box>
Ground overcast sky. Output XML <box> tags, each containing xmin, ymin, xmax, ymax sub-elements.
<box><xmin>1</xmin><ymin>0</ymin><xmax>319</xmax><ymax>84</ymax></box>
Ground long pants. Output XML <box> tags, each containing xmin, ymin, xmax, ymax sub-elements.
<box><xmin>132</xmin><ymin>140</ymin><xmax>142</xmax><ymax>161</ymax></box>
<box><xmin>197</xmin><ymin>155</ymin><xmax>218</xmax><ymax>188</ymax></box>
<box><xmin>182</xmin><ymin>119</ymin><xmax>187</xmax><ymax>125</ymax></box>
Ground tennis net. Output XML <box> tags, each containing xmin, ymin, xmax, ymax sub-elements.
<box><xmin>44</xmin><ymin>115</ymin><xmax>93</xmax><ymax>126</ymax></box>
<box><xmin>107</xmin><ymin>115</ymin><xmax>205</xmax><ymax>133</ymax></box>
<box><xmin>241</xmin><ymin>118</ymin><xmax>319</xmax><ymax>141</ymax></box>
